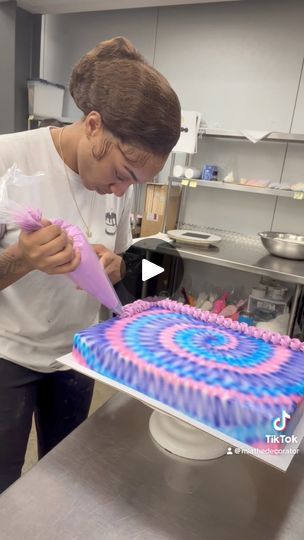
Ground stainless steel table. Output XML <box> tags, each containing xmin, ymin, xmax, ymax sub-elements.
<box><xmin>136</xmin><ymin>231</ymin><xmax>304</xmax><ymax>284</ymax></box>
<box><xmin>1</xmin><ymin>394</ymin><xmax>304</xmax><ymax>539</ymax></box>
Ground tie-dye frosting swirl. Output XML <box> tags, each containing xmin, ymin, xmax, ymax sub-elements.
<box><xmin>73</xmin><ymin>299</ymin><xmax>304</xmax><ymax>448</ymax></box>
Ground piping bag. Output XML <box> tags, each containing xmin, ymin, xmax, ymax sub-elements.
<box><xmin>0</xmin><ymin>166</ymin><xmax>123</xmax><ymax>316</ymax></box>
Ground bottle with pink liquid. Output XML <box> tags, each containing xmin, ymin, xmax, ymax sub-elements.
<box><xmin>212</xmin><ymin>292</ymin><xmax>229</xmax><ymax>315</ymax></box>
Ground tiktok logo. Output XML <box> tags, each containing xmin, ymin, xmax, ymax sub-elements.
<box><xmin>273</xmin><ymin>410</ymin><xmax>291</xmax><ymax>432</ymax></box>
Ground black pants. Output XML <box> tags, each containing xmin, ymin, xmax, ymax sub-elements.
<box><xmin>0</xmin><ymin>357</ymin><xmax>94</xmax><ymax>494</ymax></box>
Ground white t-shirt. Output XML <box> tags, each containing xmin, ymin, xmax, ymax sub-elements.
<box><xmin>0</xmin><ymin>127</ymin><xmax>133</xmax><ymax>372</ymax></box>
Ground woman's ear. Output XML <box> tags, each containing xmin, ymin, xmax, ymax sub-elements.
<box><xmin>85</xmin><ymin>111</ymin><xmax>103</xmax><ymax>138</ymax></box>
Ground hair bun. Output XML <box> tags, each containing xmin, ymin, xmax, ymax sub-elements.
<box><xmin>69</xmin><ymin>36</ymin><xmax>181</xmax><ymax>155</ymax></box>
<box><xmin>91</xmin><ymin>36</ymin><xmax>144</xmax><ymax>63</ymax></box>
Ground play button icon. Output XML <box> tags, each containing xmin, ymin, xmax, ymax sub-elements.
<box><xmin>142</xmin><ymin>259</ymin><xmax>164</xmax><ymax>282</ymax></box>
<box><xmin>117</xmin><ymin>236</ymin><xmax>184</xmax><ymax>304</ymax></box>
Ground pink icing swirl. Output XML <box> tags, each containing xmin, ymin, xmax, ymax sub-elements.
<box><xmin>120</xmin><ymin>298</ymin><xmax>304</xmax><ymax>352</ymax></box>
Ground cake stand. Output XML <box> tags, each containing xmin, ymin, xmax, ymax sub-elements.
<box><xmin>60</xmin><ymin>353</ymin><xmax>229</xmax><ymax>463</ymax></box>
<box><xmin>149</xmin><ymin>410</ymin><xmax>229</xmax><ymax>460</ymax></box>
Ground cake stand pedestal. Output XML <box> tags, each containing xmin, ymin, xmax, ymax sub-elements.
<box><xmin>149</xmin><ymin>410</ymin><xmax>229</xmax><ymax>460</ymax></box>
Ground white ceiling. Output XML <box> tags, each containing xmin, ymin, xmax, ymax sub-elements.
<box><xmin>15</xmin><ymin>0</ymin><xmax>242</xmax><ymax>15</ymax></box>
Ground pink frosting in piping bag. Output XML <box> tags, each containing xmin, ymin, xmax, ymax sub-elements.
<box><xmin>13</xmin><ymin>208</ymin><xmax>123</xmax><ymax>315</ymax></box>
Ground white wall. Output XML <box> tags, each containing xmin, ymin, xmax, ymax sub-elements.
<box><xmin>40</xmin><ymin>0</ymin><xmax>304</xmax><ymax>236</ymax></box>
<box><xmin>40</xmin><ymin>7</ymin><xmax>158</xmax><ymax>119</ymax></box>
<box><xmin>154</xmin><ymin>1</ymin><xmax>304</xmax><ymax>132</ymax></box>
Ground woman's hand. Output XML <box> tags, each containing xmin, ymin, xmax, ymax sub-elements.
<box><xmin>92</xmin><ymin>244</ymin><xmax>125</xmax><ymax>285</ymax></box>
<box><xmin>18</xmin><ymin>219</ymin><xmax>81</xmax><ymax>275</ymax></box>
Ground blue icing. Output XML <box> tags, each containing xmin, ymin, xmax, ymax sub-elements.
<box><xmin>174</xmin><ymin>326</ymin><xmax>273</xmax><ymax>367</ymax></box>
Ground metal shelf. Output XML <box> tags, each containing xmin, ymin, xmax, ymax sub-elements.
<box><xmin>169</xmin><ymin>177</ymin><xmax>304</xmax><ymax>199</ymax></box>
<box><xmin>198</xmin><ymin>128</ymin><xmax>304</xmax><ymax>144</ymax></box>
<box><xmin>136</xmin><ymin>228</ymin><xmax>304</xmax><ymax>285</ymax></box>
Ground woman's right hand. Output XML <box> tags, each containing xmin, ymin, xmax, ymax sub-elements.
<box><xmin>18</xmin><ymin>219</ymin><xmax>81</xmax><ymax>275</ymax></box>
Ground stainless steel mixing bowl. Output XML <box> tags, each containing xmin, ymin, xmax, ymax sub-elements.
<box><xmin>259</xmin><ymin>231</ymin><xmax>304</xmax><ymax>260</ymax></box>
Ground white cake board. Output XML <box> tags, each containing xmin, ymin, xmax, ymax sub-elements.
<box><xmin>58</xmin><ymin>353</ymin><xmax>304</xmax><ymax>471</ymax></box>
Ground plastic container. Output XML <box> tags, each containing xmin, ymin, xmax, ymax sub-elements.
<box><xmin>254</xmin><ymin>309</ymin><xmax>275</xmax><ymax>322</ymax></box>
<box><xmin>248</xmin><ymin>294</ymin><xmax>288</xmax><ymax>319</ymax></box>
<box><xmin>238</xmin><ymin>310</ymin><xmax>255</xmax><ymax>326</ymax></box>
<box><xmin>27</xmin><ymin>78</ymin><xmax>65</xmax><ymax>118</ymax></box>
<box><xmin>201</xmin><ymin>165</ymin><xmax>218</xmax><ymax>181</ymax></box>
<box><xmin>251</xmin><ymin>286</ymin><xmax>266</xmax><ymax>299</ymax></box>
<box><xmin>267</xmin><ymin>285</ymin><xmax>288</xmax><ymax>301</ymax></box>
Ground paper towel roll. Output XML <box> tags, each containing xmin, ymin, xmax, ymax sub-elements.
<box><xmin>185</xmin><ymin>167</ymin><xmax>201</xmax><ymax>179</ymax></box>
<box><xmin>173</xmin><ymin>165</ymin><xmax>186</xmax><ymax>178</ymax></box>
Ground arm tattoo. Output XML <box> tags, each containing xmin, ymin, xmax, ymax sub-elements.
<box><xmin>0</xmin><ymin>251</ymin><xmax>26</xmax><ymax>278</ymax></box>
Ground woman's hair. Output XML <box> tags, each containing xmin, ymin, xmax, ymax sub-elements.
<box><xmin>39</xmin><ymin>118</ymin><xmax>64</xmax><ymax>128</ymax></box>
<box><xmin>69</xmin><ymin>37</ymin><xmax>181</xmax><ymax>157</ymax></box>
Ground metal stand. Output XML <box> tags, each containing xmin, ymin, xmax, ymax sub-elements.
<box><xmin>287</xmin><ymin>283</ymin><xmax>303</xmax><ymax>336</ymax></box>
<box><xmin>162</xmin><ymin>154</ymin><xmax>176</xmax><ymax>234</ymax></box>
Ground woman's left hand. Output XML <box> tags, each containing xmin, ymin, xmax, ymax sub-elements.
<box><xmin>92</xmin><ymin>244</ymin><xmax>126</xmax><ymax>285</ymax></box>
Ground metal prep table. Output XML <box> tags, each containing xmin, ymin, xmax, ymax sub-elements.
<box><xmin>137</xmin><ymin>231</ymin><xmax>304</xmax><ymax>336</ymax></box>
<box><xmin>1</xmin><ymin>393</ymin><xmax>304</xmax><ymax>540</ymax></box>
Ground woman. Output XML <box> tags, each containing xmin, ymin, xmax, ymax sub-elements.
<box><xmin>0</xmin><ymin>36</ymin><xmax>181</xmax><ymax>493</ymax></box>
